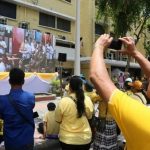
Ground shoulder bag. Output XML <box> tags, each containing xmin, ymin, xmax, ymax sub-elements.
<box><xmin>7</xmin><ymin>94</ymin><xmax>35</xmax><ymax>128</ymax></box>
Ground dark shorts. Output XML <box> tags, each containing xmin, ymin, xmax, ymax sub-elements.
<box><xmin>5</xmin><ymin>143</ymin><xmax>34</xmax><ymax>150</ymax></box>
<box><xmin>60</xmin><ymin>141</ymin><xmax>91</xmax><ymax>150</ymax></box>
<box><xmin>0</xmin><ymin>135</ymin><xmax>4</xmax><ymax>144</ymax></box>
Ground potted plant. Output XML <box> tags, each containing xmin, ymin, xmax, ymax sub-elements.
<box><xmin>51</xmin><ymin>79</ymin><xmax>61</xmax><ymax>96</ymax></box>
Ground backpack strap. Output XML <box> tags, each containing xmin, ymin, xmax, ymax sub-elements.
<box><xmin>8</xmin><ymin>95</ymin><xmax>35</xmax><ymax>128</ymax></box>
<box><xmin>69</xmin><ymin>96</ymin><xmax>76</xmax><ymax>103</ymax></box>
<box><xmin>133</xmin><ymin>93</ymin><xmax>145</xmax><ymax>104</ymax></box>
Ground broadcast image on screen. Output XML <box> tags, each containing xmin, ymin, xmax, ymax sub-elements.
<box><xmin>0</xmin><ymin>24</ymin><xmax>56</xmax><ymax>73</ymax></box>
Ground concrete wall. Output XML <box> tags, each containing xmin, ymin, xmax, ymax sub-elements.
<box><xmin>80</xmin><ymin>0</ymin><xmax>95</xmax><ymax>57</ymax></box>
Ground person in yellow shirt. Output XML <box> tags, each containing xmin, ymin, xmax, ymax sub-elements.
<box><xmin>93</xmin><ymin>100</ymin><xmax>118</xmax><ymax>150</ymax></box>
<box><xmin>84</xmin><ymin>80</ymin><xmax>100</xmax><ymax>103</ymax></box>
<box><xmin>90</xmin><ymin>34</ymin><xmax>150</xmax><ymax>150</ymax></box>
<box><xmin>83</xmin><ymin>80</ymin><xmax>100</xmax><ymax>141</ymax></box>
<box><xmin>121</xmin><ymin>78</ymin><xmax>147</xmax><ymax>149</ymax></box>
<box><xmin>55</xmin><ymin>76</ymin><xmax>94</xmax><ymax>150</ymax></box>
<box><xmin>43</xmin><ymin>102</ymin><xmax>59</xmax><ymax>139</ymax></box>
<box><xmin>84</xmin><ymin>80</ymin><xmax>118</xmax><ymax>149</ymax></box>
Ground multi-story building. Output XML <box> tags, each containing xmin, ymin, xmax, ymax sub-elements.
<box><xmin>0</xmin><ymin>0</ymin><xmax>148</xmax><ymax>79</ymax></box>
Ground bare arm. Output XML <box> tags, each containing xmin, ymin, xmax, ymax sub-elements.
<box><xmin>132</xmin><ymin>51</ymin><xmax>150</xmax><ymax>77</ymax></box>
<box><xmin>90</xmin><ymin>34</ymin><xmax>117</xmax><ymax>102</ymax></box>
<box><xmin>146</xmin><ymin>81</ymin><xmax>150</xmax><ymax>99</ymax></box>
<box><xmin>119</xmin><ymin>37</ymin><xmax>150</xmax><ymax>78</ymax></box>
<box><xmin>43</xmin><ymin>121</ymin><xmax>47</xmax><ymax>139</ymax></box>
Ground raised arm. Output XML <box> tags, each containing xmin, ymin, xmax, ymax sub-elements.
<box><xmin>119</xmin><ymin>37</ymin><xmax>150</xmax><ymax>78</ymax></box>
<box><xmin>90</xmin><ymin>34</ymin><xmax>117</xmax><ymax>101</ymax></box>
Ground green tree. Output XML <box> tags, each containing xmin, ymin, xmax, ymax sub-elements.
<box><xmin>96</xmin><ymin>0</ymin><xmax>150</xmax><ymax>70</ymax></box>
<box><xmin>144</xmin><ymin>34</ymin><xmax>150</xmax><ymax>57</ymax></box>
<box><xmin>96</xmin><ymin>0</ymin><xmax>150</xmax><ymax>38</ymax></box>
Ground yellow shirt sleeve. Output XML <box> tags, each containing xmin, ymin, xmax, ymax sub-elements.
<box><xmin>84</xmin><ymin>95</ymin><xmax>94</xmax><ymax>119</ymax></box>
<box><xmin>108</xmin><ymin>89</ymin><xmax>150</xmax><ymax>150</ymax></box>
<box><xmin>55</xmin><ymin>100</ymin><xmax>64</xmax><ymax>123</ymax></box>
<box><xmin>43</xmin><ymin>112</ymin><xmax>48</xmax><ymax>123</ymax></box>
<box><xmin>55</xmin><ymin>96</ymin><xmax>93</xmax><ymax>145</ymax></box>
<box><xmin>85</xmin><ymin>91</ymin><xmax>102</xmax><ymax>103</ymax></box>
<box><xmin>91</xmin><ymin>93</ymin><xmax>102</xmax><ymax>103</ymax></box>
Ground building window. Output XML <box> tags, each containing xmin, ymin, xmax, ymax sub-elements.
<box><xmin>65</xmin><ymin>0</ymin><xmax>71</xmax><ymax>3</ymax></box>
<box><xmin>56</xmin><ymin>39</ymin><xmax>75</xmax><ymax>48</ymax></box>
<box><xmin>0</xmin><ymin>1</ymin><xmax>16</xmax><ymax>19</ymax></box>
<box><xmin>57</xmin><ymin>18</ymin><xmax>71</xmax><ymax>32</ymax></box>
<box><xmin>95</xmin><ymin>23</ymin><xmax>105</xmax><ymax>35</ymax></box>
<box><xmin>39</xmin><ymin>12</ymin><xmax>71</xmax><ymax>32</ymax></box>
<box><xmin>95</xmin><ymin>0</ymin><xmax>99</xmax><ymax>6</ymax></box>
<box><xmin>39</xmin><ymin>12</ymin><xmax>55</xmax><ymax>28</ymax></box>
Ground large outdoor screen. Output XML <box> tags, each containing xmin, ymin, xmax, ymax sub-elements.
<box><xmin>0</xmin><ymin>24</ymin><xmax>56</xmax><ymax>73</ymax></box>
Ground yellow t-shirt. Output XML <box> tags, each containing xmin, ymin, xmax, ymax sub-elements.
<box><xmin>43</xmin><ymin>111</ymin><xmax>59</xmax><ymax>135</ymax></box>
<box><xmin>109</xmin><ymin>89</ymin><xmax>150</xmax><ymax>150</ymax></box>
<box><xmin>85</xmin><ymin>91</ymin><xmax>100</xmax><ymax>103</ymax></box>
<box><xmin>55</xmin><ymin>94</ymin><xmax>94</xmax><ymax>145</ymax></box>
<box><xmin>85</xmin><ymin>91</ymin><xmax>113</xmax><ymax>119</ymax></box>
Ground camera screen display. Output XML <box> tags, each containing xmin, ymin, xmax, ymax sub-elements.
<box><xmin>108</xmin><ymin>39</ymin><xmax>122</xmax><ymax>50</ymax></box>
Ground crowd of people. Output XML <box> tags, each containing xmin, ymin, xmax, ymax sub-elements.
<box><xmin>90</xmin><ymin>34</ymin><xmax>150</xmax><ymax>150</ymax></box>
<box><xmin>19</xmin><ymin>37</ymin><xmax>55</xmax><ymax>72</ymax></box>
<box><xmin>1</xmin><ymin>34</ymin><xmax>150</xmax><ymax>150</ymax></box>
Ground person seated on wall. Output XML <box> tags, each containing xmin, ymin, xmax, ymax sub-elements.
<box><xmin>43</xmin><ymin>102</ymin><xmax>59</xmax><ymax>139</ymax></box>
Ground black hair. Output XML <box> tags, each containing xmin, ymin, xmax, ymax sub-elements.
<box><xmin>9</xmin><ymin>68</ymin><xmax>25</xmax><ymax>85</ymax></box>
<box><xmin>69</xmin><ymin>76</ymin><xmax>85</xmax><ymax>118</ymax></box>
<box><xmin>37</xmin><ymin>122</ymin><xmax>44</xmax><ymax>134</ymax></box>
<box><xmin>124</xmin><ymin>81</ymin><xmax>132</xmax><ymax>90</ymax></box>
<box><xmin>84</xmin><ymin>81</ymin><xmax>94</xmax><ymax>92</ymax></box>
<box><xmin>47</xmin><ymin>102</ymin><xmax>56</xmax><ymax>111</ymax></box>
<box><xmin>66</xmin><ymin>76</ymin><xmax>71</xmax><ymax>82</ymax></box>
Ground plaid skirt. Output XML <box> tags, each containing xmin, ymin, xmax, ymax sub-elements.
<box><xmin>93</xmin><ymin>119</ymin><xmax>118</xmax><ymax>150</ymax></box>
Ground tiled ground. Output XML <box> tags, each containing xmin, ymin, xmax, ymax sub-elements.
<box><xmin>34</xmin><ymin>97</ymin><xmax>93</xmax><ymax>150</ymax></box>
<box><xmin>0</xmin><ymin>97</ymin><xmax>93</xmax><ymax>150</ymax></box>
<box><xmin>34</xmin><ymin>97</ymin><xmax>61</xmax><ymax>119</ymax></box>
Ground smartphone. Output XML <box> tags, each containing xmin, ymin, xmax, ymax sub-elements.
<box><xmin>108</xmin><ymin>39</ymin><xmax>122</xmax><ymax>50</ymax></box>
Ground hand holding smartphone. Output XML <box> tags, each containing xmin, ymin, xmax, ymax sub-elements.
<box><xmin>108</xmin><ymin>39</ymin><xmax>122</xmax><ymax>50</ymax></box>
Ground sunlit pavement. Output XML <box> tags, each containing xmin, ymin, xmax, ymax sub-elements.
<box><xmin>34</xmin><ymin>97</ymin><xmax>61</xmax><ymax>119</ymax></box>
<box><xmin>34</xmin><ymin>97</ymin><xmax>93</xmax><ymax>150</ymax></box>
<box><xmin>0</xmin><ymin>97</ymin><xmax>93</xmax><ymax>150</ymax></box>
<box><xmin>34</xmin><ymin>97</ymin><xmax>61</xmax><ymax>150</ymax></box>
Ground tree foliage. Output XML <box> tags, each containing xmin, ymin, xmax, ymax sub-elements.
<box><xmin>96</xmin><ymin>0</ymin><xmax>150</xmax><ymax>37</ymax></box>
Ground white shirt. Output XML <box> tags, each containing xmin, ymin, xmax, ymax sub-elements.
<box><xmin>0</xmin><ymin>41</ymin><xmax>7</xmax><ymax>54</ymax></box>
<box><xmin>0</xmin><ymin>62</ymin><xmax>6</xmax><ymax>72</ymax></box>
<box><xmin>45</xmin><ymin>44</ymin><xmax>55</xmax><ymax>59</ymax></box>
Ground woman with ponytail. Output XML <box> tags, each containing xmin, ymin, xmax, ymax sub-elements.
<box><xmin>55</xmin><ymin>76</ymin><xmax>94</xmax><ymax>150</ymax></box>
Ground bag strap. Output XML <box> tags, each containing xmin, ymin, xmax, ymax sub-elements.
<box><xmin>99</xmin><ymin>101</ymin><xmax>108</xmax><ymax>118</ymax></box>
<box><xmin>8</xmin><ymin>95</ymin><xmax>34</xmax><ymax>128</ymax></box>
<box><xmin>105</xmin><ymin>104</ymin><xmax>108</xmax><ymax>116</ymax></box>
<box><xmin>133</xmin><ymin>93</ymin><xmax>145</xmax><ymax>104</ymax></box>
<box><xmin>69</xmin><ymin>96</ymin><xmax>88</xmax><ymax>118</ymax></box>
<box><xmin>69</xmin><ymin>96</ymin><xmax>76</xmax><ymax>103</ymax></box>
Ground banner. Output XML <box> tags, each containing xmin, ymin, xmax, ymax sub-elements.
<box><xmin>0</xmin><ymin>72</ymin><xmax>58</xmax><ymax>95</ymax></box>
